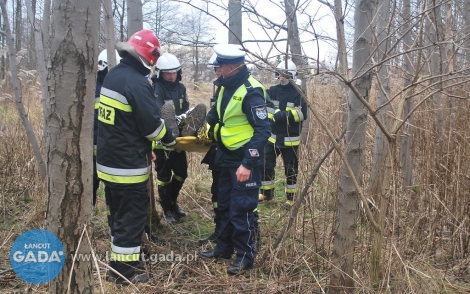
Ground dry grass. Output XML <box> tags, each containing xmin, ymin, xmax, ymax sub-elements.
<box><xmin>1</xmin><ymin>76</ymin><xmax>470</xmax><ymax>293</ymax></box>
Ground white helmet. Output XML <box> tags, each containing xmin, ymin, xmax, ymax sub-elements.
<box><xmin>276</xmin><ymin>59</ymin><xmax>297</xmax><ymax>79</ymax></box>
<box><xmin>155</xmin><ymin>53</ymin><xmax>181</xmax><ymax>72</ymax></box>
<box><xmin>207</xmin><ymin>53</ymin><xmax>219</xmax><ymax>68</ymax></box>
<box><xmin>98</xmin><ymin>49</ymin><xmax>121</xmax><ymax>71</ymax></box>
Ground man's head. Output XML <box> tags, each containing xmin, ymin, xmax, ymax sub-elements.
<box><xmin>155</xmin><ymin>53</ymin><xmax>181</xmax><ymax>82</ymax></box>
<box><xmin>276</xmin><ymin>59</ymin><xmax>297</xmax><ymax>85</ymax></box>
<box><xmin>213</xmin><ymin>44</ymin><xmax>246</xmax><ymax>79</ymax></box>
<box><xmin>115</xmin><ymin>29</ymin><xmax>161</xmax><ymax>69</ymax></box>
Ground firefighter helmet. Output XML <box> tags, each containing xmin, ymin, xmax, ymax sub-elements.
<box><xmin>116</xmin><ymin>29</ymin><xmax>161</xmax><ymax>69</ymax></box>
<box><xmin>156</xmin><ymin>53</ymin><xmax>181</xmax><ymax>72</ymax></box>
<box><xmin>97</xmin><ymin>49</ymin><xmax>121</xmax><ymax>71</ymax></box>
<box><xmin>276</xmin><ymin>60</ymin><xmax>297</xmax><ymax>79</ymax></box>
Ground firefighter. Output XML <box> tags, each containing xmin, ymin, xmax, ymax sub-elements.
<box><xmin>199</xmin><ymin>53</ymin><xmax>222</xmax><ymax>244</ymax></box>
<box><xmin>93</xmin><ymin>49</ymin><xmax>120</xmax><ymax>206</ymax></box>
<box><xmin>259</xmin><ymin>60</ymin><xmax>308</xmax><ymax>209</ymax></box>
<box><xmin>97</xmin><ymin>29</ymin><xmax>176</xmax><ymax>284</ymax></box>
<box><xmin>199</xmin><ymin>44</ymin><xmax>270</xmax><ymax>275</ymax></box>
<box><xmin>151</xmin><ymin>53</ymin><xmax>206</xmax><ymax>223</ymax></box>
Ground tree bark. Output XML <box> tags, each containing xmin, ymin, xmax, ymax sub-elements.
<box><xmin>401</xmin><ymin>0</ymin><xmax>415</xmax><ymax>208</ymax></box>
<box><xmin>330</xmin><ymin>0</ymin><xmax>377</xmax><ymax>292</ymax></box>
<box><xmin>127</xmin><ymin>0</ymin><xmax>143</xmax><ymax>37</ymax></box>
<box><xmin>228</xmin><ymin>0</ymin><xmax>242</xmax><ymax>44</ymax></box>
<box><xmin>368</xmin><ymin>1</ymin><xmax>391</xmax><ymax>288</ymax></box>
<box><xmin>103</xmin><ymin>0</ymin><xmax>118</xmax><ymax>69</ymax></box>
<box><xmin>45</xmin><ymin>0</ymin><xmax>99</xmax><ymax>292</ymax></box>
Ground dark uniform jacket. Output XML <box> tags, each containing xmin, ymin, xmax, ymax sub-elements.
<box><xmin>97</xmin><ymin>56</ymin><xmax>175</xmax><ymax>185</ymax></box>
<box><xmin>94</xmin><ymin>69</ymin><xmax>107</xmax><ymax>152</ymax></box>
<box><xmin>267</xmin><ymin>82</ymin><xmax>307</xmax><ymax>147</ymax></box>
<box><xmin>150</xmin><ymin>75</ymin><xmax>189</xmax><ymax>115</ymax></box>
<box><xmin>206</xmin><ymin>66</ymin><xmax>271</xmax><ymax>169</ymax></box>
<box><xmin>201</xmin><ymin>76</ymin><xmax>222</xmax><ymax>169</ymax></box>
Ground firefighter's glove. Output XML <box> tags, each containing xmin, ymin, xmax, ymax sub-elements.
<box><xmin>162</xmin><ymin>137</ymin><xmax>176</xmax><ymax>151</ymax></box>
<box><xmin>273</xmin><ymin>110</ymin><xmax>287</xmax><ymax>123</ymax></box>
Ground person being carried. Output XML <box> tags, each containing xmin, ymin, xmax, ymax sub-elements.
<box><xmin>199</xmin><ymin>44</ymin><xmax>270</xmax><ymax>275</ymax></box>
<box><xmin>259</xmin><ymin>60</ymin><xmax>308</xmax><ymax>209</ymax></box>
<box><xmin>97</xmin><ymin>29</ymin><xmax>176</xmax><ymax>285</ymax></box>
<box><xmin>150</xmin><ymin>52</ymin><xmax>206</xmax><ymax>223</ymax></box>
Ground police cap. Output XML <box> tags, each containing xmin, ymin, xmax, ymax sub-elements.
<box><xmin>213</xmin><ymin>44</ymin><xmax>246</xmax><ymax>64</ymax></box>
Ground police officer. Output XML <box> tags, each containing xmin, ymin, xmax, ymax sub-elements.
<box><xmin>199</xmin><ymin>53</ymin><xmax>222</xmax><ymax>244</ymax></box>
<box><xmin>97</xmin><ymin>29</ymin><xmax>176</xmax><ymax>284</ymax></box>
<box><xmin>93</xmin><ymin>49</ymin><xmax>120</xmax><ymax>206</ymax></box>
<box><xmin>259</xmin><ymin>60</ymin><xmax>307</xmax><ymax>209</ymax></box>
<box><xmin>199</xmin><ymin>44</ymin><xmax>270</xmax><ymax>275</ymax></box>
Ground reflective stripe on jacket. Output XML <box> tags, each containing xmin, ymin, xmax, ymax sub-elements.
<box><xmin>97</xmin><ymin>57</ymin><xmax>173</xmax><ymax>184</ymax></box>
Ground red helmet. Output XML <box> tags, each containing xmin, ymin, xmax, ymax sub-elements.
<box><xmin>127</xmin><ymin>29</ymin><xmax>161</xmax><ymax>67</ymax></box>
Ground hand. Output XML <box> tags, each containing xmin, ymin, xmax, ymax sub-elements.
<box><xmin>236</xmin><ymin>165</ymin><xmax>251</xmax><ymax>182</ymax></box>
<box><xmin>273</xmin><ymin>111</ymin><xmax>286</xmax><ymax>122</ymax></box>
<box><xmin>162</xmin><ymin>139</ymin><xmax>176</xmax><ymax>151</ymax></box>
<box><xmin>151</xmin><ymin>151</ymin><xmax>156</xmax><ymax>161</ymax></box>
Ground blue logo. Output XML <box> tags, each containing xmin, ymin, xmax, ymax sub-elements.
<box><xmin>10</xmin><ymin>229</ymin><xmax>65</xmax><ymax>284</ymax></box>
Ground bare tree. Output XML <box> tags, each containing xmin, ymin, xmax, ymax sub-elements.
<box><xmin>103</xmin><ymin>0</ymin><xmax>118</xmax><ymax>69</ymax></box>
<box><xmin>228</xmin><ymin>0</ymin><xmax>242</xmax><ymax>44</ymax></box>
<box><xmin>128</xmin><ymin>0</ymin><xmax>143</xmax><ymax>36</ymax></box>
<box><xmin>0</xmin><ymin>0</ymin><xmax>46</xmax><ymax>179</ymax></box>
<box><xmin>330</xmin><ymin>0</ymin><xmax>378</xmax><ymax>291</ymax></box>
<box><xmin>45</xmin><ymin>0</ymin><xmax>99</xmax><ymax>292</ymax></box>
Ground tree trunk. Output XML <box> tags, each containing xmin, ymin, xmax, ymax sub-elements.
<box><xmin>45</xmin><ymin>0</ymin><xmax>99</xmax><ymax>292</ymax></box>
<box><xmin>401</xmin><ymin>0</ymin><xmax>415</xmax><ymax>209</ymax></box>
<box><xmin>15</xmin><ymin>0</ymin><xmax>21</xmax><ymax>53</ymax></box>
<box><xmin>284</xmin><ymin>0</ymin><xmax>303</xmax><ymax>83</ymax></box>
<box><xmin>0</xmin><ymin>0</ymin><xmax>46</xmax><ymax>180</ymax></box>
<box><xmin>368</xmin><ymin>1</ymin><xmax>391</xmax><ymax>288</ymax></box>
<box><xmin>330</xmin><ymin>0</ymin><xmax>377</xmax><ymax>292</ymax></box>
<box><xmin>103</xmin><ymin>0</ymin><xmax>117</xmax><ymax>69</ymax></box>
<box><xmin>25</xmin><ymin>0</ymin><xmax>49</xmax><ymax>151</ymax></box>
<box><xmin>127</xmin><ymin>0</ymin><xmax>143</xmax><ymax>37</ymax></box>
<box><xmin>228</xmin><ymin>0</ymin><xmax>242</xmax><ymax>44</ymax></box>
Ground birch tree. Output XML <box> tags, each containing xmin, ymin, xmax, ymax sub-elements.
<box><xmin>228</xmin><ymin>0</ymin><xmax>242</xmax><ymax>44</ymax></box>
<box><xmin>330</xmin><ymin>0</ymin><xmax>378</xmax><ymax>291</ymax></box>
<box><xmin>0</xmin><ymin>0</ymin><xmax>46</xmax><ymax>179</ymax></box>
<box><xmin>45</xmin><ymin>0</ymin><xmax>99</xmax><ymax>292</ymax></box>
<box><xmin>128</xmin><ymin>0</ymin><xmax>143</xmax><ymax>36</ymax></box>
<box><xmin>103</xmin><ymin>0</ymin><xmax>117</xmax><ymax>69</ymax></box>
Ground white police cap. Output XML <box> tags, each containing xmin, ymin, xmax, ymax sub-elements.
<box><xmin>213</xmin><ymin>44</ymin><xmax>246</xmax><ymax>64</ymax></box>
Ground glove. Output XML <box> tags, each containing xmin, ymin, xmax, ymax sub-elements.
<box><xmin>273</xmin><ymin>110</ymin><xmax>287</xmax><ymax>122</ymax></box>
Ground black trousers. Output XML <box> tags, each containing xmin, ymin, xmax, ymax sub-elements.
<box><xmin>262</xmin><ymin>144</ymin><xmax>299</xmax><ymax>200</ymax></box>
<box><xmin>105</xmin><ymin>181</ymin><xmax>148</xmax><ymax>279</ymax></box>
<box><xmin>154</xmin><ymin>149</ymin><xmax>188</xmax><ymax>210</ymax></box>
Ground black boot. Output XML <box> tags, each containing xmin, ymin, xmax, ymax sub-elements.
<box><xmin>226</xmin><ymin>260</ymin><xmax>253</xmax><ymax>275</ymax></box>
<box><xmin>170</xmin><ymin>178</ymin><xmax>186</xmax><ymax>218</ymax></box>
<box><xmin>173</xmin><ymin>203</ymin><xmax>187</xmax><ymax>218</ymax></box>
<box><xmin>199</xmin><ymin>204</ymin><xmax>221</xmax><ymax>244</ymax></box>
<box><xmin>199</xmin><ymin>249</ymin><xmax>232</xmax><ymax>262</ymax></box>
<box><xmin>158</xmin><ymin>184</ymin><xmax>176</xmax><ymax>223</ymax></box>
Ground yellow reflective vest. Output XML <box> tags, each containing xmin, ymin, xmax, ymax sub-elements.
<box><xmin>214</xmin><ymin>76</ymin><xmax>266</xmax><ymax>150</ymax></box>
